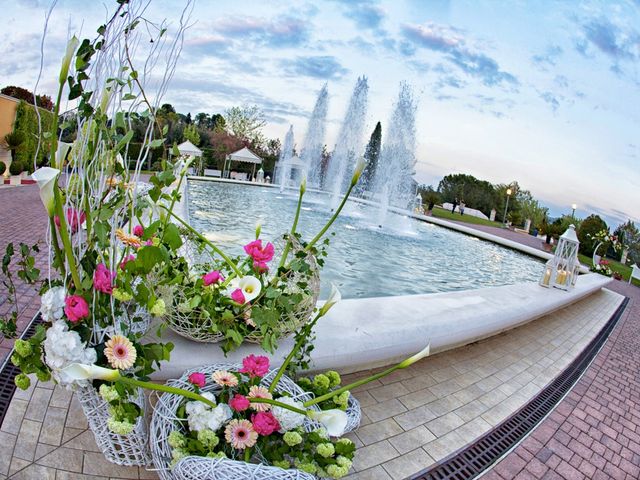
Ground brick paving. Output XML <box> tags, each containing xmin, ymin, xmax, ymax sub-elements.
<box><xmin>483</xmin><ymin>280</ymin><xmax>640</xmax><ymax>480</ymax></box>
<box><xmin>0</xmin><ymin>185</ymin><xmax>49</xmax><ymax>363</ymax></box>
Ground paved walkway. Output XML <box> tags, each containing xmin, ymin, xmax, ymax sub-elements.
<box><xmin>1</xmin><ymin>188</ymin><xmax>638</xmax><ymax>479</ymax></box>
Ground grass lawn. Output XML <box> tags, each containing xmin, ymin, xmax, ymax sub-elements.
<box><xmin>430</xmin><ymin>206</ymin><xmax>505</xmax><ymax>228</ymax></box>
<box><xmin>578</xmin><ymin>253</ymin><xmax>640</xmax><ymax>287</ymax></box>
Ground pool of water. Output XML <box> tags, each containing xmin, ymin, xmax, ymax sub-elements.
<box><xmin>187</xmin><ymin>180</ymin><xmax>543</xmax><ymax>299</ymax></box>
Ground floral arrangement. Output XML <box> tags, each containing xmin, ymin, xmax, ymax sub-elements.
<box><xmin>156</xmin><ymin>160</ymin><xmax>364</xmax><ymax>353</ymax></box>
<box><xmin>591</xmin><ymin>259</ymin><xmax>613</xmax><ymax>277</ymax></box>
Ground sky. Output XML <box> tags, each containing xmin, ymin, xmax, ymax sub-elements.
<box><xmin>1</xmin><ymin>0</ymin><xmax>639</xmax><ymax>227</ymax></box>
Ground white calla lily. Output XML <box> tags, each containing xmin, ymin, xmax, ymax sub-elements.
<box><xmin>56</xmin><ymin>142</ymin><xmax>72</xmax><ymax>168</ymax></box>
<box><xmin>300</xmin><ymin>175</ymin><xmax>307</xmax><ymax>194</ymax></box>
<box><xmin>238</xmin><ymin>275</ymin><xmax>261</xmax><ymax>302</ymax></box>
<box><xmin>59</xmin><ymin>363</ymin><xmax>121</xmax><ymax>382</ymax></box>
<box><xmin>319</xmin><ymin>283</ymin><xmax>341</xmax><ymax>316</ymax></box>
<box><xmin>32</xmin><ymin>167</ymin><xmax>61</xmax><ymax>217</ymax></box>
<box><xmin>351</xmin><ymin>156</ymin><xmax>366</xmax><ymax>186</ymax></box>
<box><xmin>398</xmin><ymin>343</ymin><xmax>431</xmax><ymax>368</ymax></box>
<box><xmin>309</xmin><ymin>409</ymin><xmax>348</xmax><ymax>437</ymax></box>
<box><xmin>59</xmin><ymin>36</ymin><xmax>79</xmax><ymax>84</ymax></box>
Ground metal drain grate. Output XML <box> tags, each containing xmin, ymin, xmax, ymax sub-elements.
<box><xmin>0</xmin><ymin>313</ymin><xmax>43</xmax><ymax>428</ymax></box>
<box><xmin>413</xmin><ymin>297</ymin><xmax>630</xmax><ymax>480</ymax></box>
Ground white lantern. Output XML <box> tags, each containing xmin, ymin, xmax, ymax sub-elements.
<box><xmin>539</xmin><ymin>224</ymin><xmax>580</xmax><ymax>291</ymax></box>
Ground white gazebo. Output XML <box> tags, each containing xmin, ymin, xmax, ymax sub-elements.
<box><xmin>176</xmin><ymin>140</ymin><xmax>203</xmax><ymax>175</ymax></box>
<box><xmin>275</xmin><ymin>154</ymin><xmax>306</xmax><ymax>187</ymax></box>
<box><xmin>223</xmin><ymin>147</ymin><xmax>263</xmax><ymax>180</ymax></box>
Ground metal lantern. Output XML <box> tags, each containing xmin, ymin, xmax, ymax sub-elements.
<box><xmin>539</xmin><ymin>224</ymin><xmax>580</xmax><ymax>291</ymax></box>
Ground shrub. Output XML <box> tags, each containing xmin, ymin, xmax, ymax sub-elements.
<box><xmin>9</xmin><ymin>160</ymin><xmax>24</xmax><ymax>176</ymax></box>
<box><xmin>0</xmin><ymin>162</ymin><xmax>6</xmax><ymax>175</ymax></box>
<box><xmin>577</xmin><ymin>214</ymin><xmax>608</xmax><ymax>256</ymax></box>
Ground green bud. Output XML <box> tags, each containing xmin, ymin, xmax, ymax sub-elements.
<box><xmin>14</xmin><ymin>373</ymin><xmax>31</xmax><ymax>391</ymax></box>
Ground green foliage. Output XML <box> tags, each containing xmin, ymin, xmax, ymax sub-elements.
<box><xmin>0</xmin><ymin>161</ymin><xmax>5</xmax><ymax>175</ymax></box>
<box><xmin>577</xmin><ymin>214</ymin><xmax>608</xmax><ymax>256</ymax></box>
<box><xmin>13</xmin><ymin>101</ymin><xmax>54</xmax><ymax>167</ymax></box>
<box><xmin>438</xmin><ymin>173</ymin><xmax>498</xmax><ymax>217</ymax></box>
<box><xmin>417</xmin><ymin>184</ymin><xmax>441</xmax><ymax>208</ymax></box>
<box><xmin>9</xmin><ymin>160</ymin><xmax>24</xmax><ymax>176</ymax></box>
<box><xmin>223</xmin><ymin>104</ymin><xmax>266</xmax><ymax>146</ymax></box>
<box><xmin>1</xmin><ymin>85</ymin><xmax>54</xmax><ymax>110</ymax></box>
<box><xmin>182</xmin><ymin>123</ymin><xmax>200</xmax><ymax>146</ymax></box>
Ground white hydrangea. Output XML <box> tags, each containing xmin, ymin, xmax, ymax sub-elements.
<box><xmin>272</xmin><ymin>397</ymin><xmax>306</xmax><ymax>431</ymax></box>
<box><xmin>43</xmin><ymin>320</ymin><xmax>97</xmax><ymax>387</ymax></box>
<box><xmin>40</xmin><ymin>287</ymin><xmax>66</xmax><ymax>322</ymax></box>
<box><xmin>185</xmin><ymin>393</ymin><xmax>232</xmax><ymax>432</ymax></box>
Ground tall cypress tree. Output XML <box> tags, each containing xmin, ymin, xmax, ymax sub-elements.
<box><xmin>356</xmin><ymin>121</ymin><xmax>381</xmax><ymax>195</ymax></box>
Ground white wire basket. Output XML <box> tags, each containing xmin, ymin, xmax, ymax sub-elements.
<box><xmin>165</xmin><ymin>235</ymin><xmax>320</xmax><ymax>344</ymax></box>
<box><xmin>150</xmin><ymin>363</ymin><xmax>360</xmax><ymax>480</ymax></box>
<box><xmin>76</xmin><ymin>384</ymin><xmax>152</xmax><ymax>466</ymax></box>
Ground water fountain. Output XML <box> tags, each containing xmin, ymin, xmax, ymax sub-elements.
<box><xmin>302</xmin><ymin>83</ymin><xmax>329</xmax><ymax>189</ymax></box>
<box><xmin>325</xmin><ymin>77</ymin><xmax>369</xmax><ymax>208</ymax></box>
<box><xmin>277</xmin><ymin>125</ymin><xmax>295</xmax><ymax>192</ymax></box>
<box><xmin>369</xmin><ymin>82</ymin><xmax>417</xmax><ymax>227</ymax></box>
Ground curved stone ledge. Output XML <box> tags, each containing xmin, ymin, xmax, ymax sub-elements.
<box><xmin>148</xmin><ymin>273</ymin><xmax>612</xmax><ymax>380</ymax></box>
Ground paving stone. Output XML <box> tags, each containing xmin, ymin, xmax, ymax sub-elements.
<box><xmin>352</xmin><ymin>440</ymin><xmax>399</xmax><ymax>471</ymax></box>
<box><xmin>9</xmin><ymin>463</ymin><xmax>56</xmax><ymax>480</ymax></box>
<box><xmin>38</xmin><ymin>406</ymin><xmax>67</xmax><ymax>446</ymax></box>
<box><xmin>346</xmin><ymin>465</ymin><xmax>392</xmax><ymax>479</ymax></box>
<box><xmin>382</xmin><ymin>447</ymin><xmax>434</xmax><ymax>479</ymax></box>
<box><xmin>368</xmin><ymin>382</ymin><xmax>410</xmax><ymax>403</ymax></box>
<box><xmin>64</xmin><ymin>430</ymin><xmax>101</xmax><ymax>452</ymax></box>
<box><xmin>33</xmin><ymin>443</ymin><xmax>56</xmax><ymax>461</ymax></box>
<box><xmin>356</xmin><ymin>418</ymin><xmax>403</xmax><ymax>446</ymax></box>
<box><xmin>423</xmin><ymin>430</ymin><xmax>465</xmax><ymax>461</ymax></box>
<box><xmin>82</xmin><ymin>452</ymin><xmax>140</xmax><ymax>478</ymax></box>
<box><xmin>0</xmin><ymin>399</ymin><xmax>28</xmax><ymax>435</ymax></box>
<box><xmin>0</xmin><ymin>431</ymin><xmax>17</xmax><ymax>477</ymax></box>
<box><xmin>23</xmin><ymin>387</ymin><xmax>53</xmax><ymax>423</ymax></box>
<box><xmin>425</xmin><ymin>411</ymin><xmax>465</xmax><ymax>437</ymax></box>
<box><xmin>389</xmin><ymin>425</ymin><xmax>436</xmax><ymax>455</ymax></box>
<box><xmin>8</xmin><ymin>457</ymin><xmax>32</xmax><ymax>477</ymax></box>
<box><xmin>65</xmin><ymin>396</ymin><xmax>88</xmax><ymax>429</ymax></box>
<box><xmin>36</xmin><ymin>446</ymin><xmax>84</xmax><ymax>472</ymax></box>
<box><xmin>49</xmin><ymin>385</ymin><xmax>73</xmax><ymax>409</ymax></box>
<box><xmin>364</xmin><ymin>398</ymin><xmax>407</xmax><ymax>423</ymax></box>
<box><xmin>61</xmin><ymin>427</ymin><xmax>85</xmax><ymax>444</ymax></box>
<box><xmin>13</xmin><ymin>419</ymin><xmax>41</xmax><ymax>461</ymax></box>
<box><xmin>56</xmin><ymin>473</ymin><xmax>109</xmax><ymax>480</ymax></box>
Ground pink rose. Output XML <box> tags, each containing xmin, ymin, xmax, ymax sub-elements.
<box><xmin>144</xmin><ymin>239</ymin><xmax>154</xmax><ymax>246</ymax></box>
<box><xmin>119</xmin><ymin>254</ymin><xmax>135</xmax><ymax>271</ymax></box>
<box><xmin>133</xmin><ymin>225</ymin><xmax>144</xmax><ymax>237</ymax></box>
<box><xmin>203</xmin><ymin>270</ymin><xmax>224</xmax><ymax>286</ymax></box>
<box><xmin>244</xmin><ymin>240</ymin><xmax>275</xmax><ymax>270</ymax></box>
<box><xmin>64</xmin><ymin>295</ymin><xmax>89</xmax><ymax>323</ymax></box>
<box><xmin>54</xmin><ymin>208</ymin><xmax>86</xmax><ymax>234</ymax></box>
<box><xmin>230</xmin><ymin>288</ymin><xmax>246</xmax><ymax>304</ymax></box>
<box><xmin>188</xmin><ymin>372</ymin><xmax>206</xmax><ymax>388</ymax></box>
<box><xmin>239</xmin><ymin>354</ymin><xmax>270</xmax><ymax>378</ymax></box>
<box><xmin>93</xmin><ymin>263</ymin><xmax>114</xmax><ymax>294</ymax></box>
<box><xmin>251</xmin><ymin>411</ymin><xmax>280</xmax><ymax>436</ymax></box>
<box><xmin>229</xmin><ymin>394</ymin><xmax>250</xmax><ymax>412</ymax></box>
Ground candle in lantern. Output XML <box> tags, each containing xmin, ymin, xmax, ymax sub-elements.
<box><xmin>542</xmin><ymin>267</ymin><xmax>551</xmax><ymax>286</ymax></box>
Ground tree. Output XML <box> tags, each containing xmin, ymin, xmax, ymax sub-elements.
<box><xmin>182</xmin><ymin>124</ymin><xmax>200</xmax><ymax>146</ymax></box>
<box><xmin>224</xmin><ymin>105</ymin><xmax>266</xmax><ymax>146</ymax></box>
<box><xmin>356</xmin><ymin>122</ymin><xmax>381</xmax><ymax>195</ymax></box>
<box><xmin>418</xmin><ymin>185</ymin><xmax>441</xmax><ymax>209</ymax></box>
<box><xmin>613</xmin><ymin>220</ymin><xmax>640</xmax><ymax>263</ymax></box>
<box><xmin>2</xmin><ymin>132</ymin><xmax>25</xmax><ymax>162</ymax></box>
<box><xmin>185</xmin><ymin>112</ymin><xmax>192</xmax><ymax>125</ymax></box>
<box><xmin>210</xmin><ymin>114</ymin><xmax>226</xmax><ymax>132</ymax></box>
<box><xmin>577</xmin><ymin>214</ymin><xmax>608</xmax><ymax>256</ymax></box>
<box><xmin>1</xmin><ymin>85</ymin><xmax>54</xmax><ymax>111</ymax></box>
<box><xmin>195</xmin><ymin>112</ymin><xmax>209</xmax><ymax>127</ymax></box>
<box><xmin>518</xmin><ymin>197</ymin><xmax>547</xmax><ymax>229</ymax></box>
<box><xmin>438</xmin><ymin>174</ymin><xmax>497</xmax><ymax>216</ymax></box>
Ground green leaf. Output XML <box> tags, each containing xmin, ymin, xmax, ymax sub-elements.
<box><xmin>116</xmin><ymin>130</ymin><xmax>134</xmax><ymax>151</ymax></box>
<box><xmin>163</xmin><ymin>223</ymin><xmax>183</xmax><ymax>251</ymax></box>
<box><xmin>136</xmin><ymin>246</ymin><xmax>168</xmax><ymax>274</ymax></box>
<box><xmin>122</xmin><ymin>93</ymin><xmax>136</xmax><ymax>101</ymax></box>
<box><xmin>115</xmin><ymin>112</ymin><xmax>125</xmax><ymax>129</ymax></box>
<box><xmin>148</xmin><ymin>139</ymin><xmax>164</xmax><ymax>149</ymax></box>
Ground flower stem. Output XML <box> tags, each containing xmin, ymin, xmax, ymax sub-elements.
<box><xmin>268</xmin><ymin>311</ymin><xmax>323</xmax><ymax>394</ymax></box>
<box><xmin>49</xmin><ymin>219</ymin><xmax>65</xmax><ymax>277</ymax></box>
<box><xmin>53</xmin><ymin>188</ymin><xmax>82</xmax><ymax>290</ymax></box>
<box><xmin>118</xmin><ymin>377</ymin><xmax>217</xmax><ymax>409</ymax></box>
<box><xmin>162</xmin><ymin>207</ymin><xmax>242</xmax><ymax>276</ymax></box>
<box><xmin>246</xmin><ymin>397</ymin><xmax>309</xmax><ymax>416</ymax></box>
<box><xmin>306</xmin><ymin>182</ymin><xmax>355</xmax><ymax>251</ymax></box>
<box><xmin>278</xmin><ymin>186</ymin><xmax>305</xmax><ymax>270</ymax></box>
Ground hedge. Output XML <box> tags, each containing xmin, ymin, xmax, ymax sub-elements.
<box><xmin>13</xmin><ymin>101</ymin><xmax>54</xmax><ymax>170</ymax></box>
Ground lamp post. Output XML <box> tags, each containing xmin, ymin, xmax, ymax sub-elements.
<box><xmin>571</xmin><ymin>203</ymin><xmax>577</xmax><ymax>218</ymax></box>
<box><xmin>502</xmin><ymin>188</ymin><xmax>512</xmax><ymax>226</ymax></box>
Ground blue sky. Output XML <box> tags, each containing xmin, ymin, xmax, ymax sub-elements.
<box><xmin>1</xmin><ymin>0</ymin><xmax>639</xmax><ymax>227</ymax></box>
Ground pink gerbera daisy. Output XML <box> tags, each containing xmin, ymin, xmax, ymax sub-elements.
<box><xmin>248</xmin><ymin>385</ymin><xmax>272</xmax><ymax>412</ymax></box>
<box><xmin>224</xmin><ymin>419</ymin><xmax>258</xmax><ymax>450</ymax></box>
<box><xmin>211</xmin><ymin>370</ymin><xmax>239</xmax><ymax>387</ymax></box>
<box><xmin>104</xmin><ymin>335</ymin><xmax>137</xmax><ymax>370</ymax></box>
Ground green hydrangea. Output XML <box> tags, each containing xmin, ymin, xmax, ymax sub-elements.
<box><xmin>313</xmin><ymin>374</ymin><xmax>330</xmax><ymax>390</ymax></box>
<box><xmin>168</xmin><ymin>430</ymin><xmax>186</xmax><ymax>449</ymax></box>
<box><xmin>297</xmin><ymin>377</ymin><xmax>313</xmax><ymax>390</ymax></box>
<box><xmin>272</xmin><ymin>459</ymin><xmax>291</xmax><ymax>470</ymax></box>
<box><xmin>336</xmin><ymin>438</ymin><xmax>353</xmax><ymax>447</ymax></box>
<box><xmin>316</xmin><ymin>442</ymin><xmax>335</xmax><ymax>458</ymax></box>
<box><xmin>10</xmin><ymin>354</ymin><xmax>21</xmax><ymax>367</ymax></box>
<box><xmin>315</xmin><ymin>466</ymin><xmax>328</xmax><ymax>478</ymax></box>
<box><xmin>336</xmin><ymin>456</ymin><xmax>352</xmax><ymax>469</ymax></box>
<box><xmin>326</xmin><ymin>464</ymin><xmax>349</xmax><ymax>479</ymax></box>
<box><xmin>150</xmin><ymin>299</ymin><xmax>166</xmax><ymax>317</ymax></box>
<box><xmin>283</xmin><ymin>431</ymin><xmax>303</xmax><ymax>447</ymax></box>
<box><xmin>316</xmin><ymin>428</ymin><xmax>329</xmax><ymax>439</ymax></box>
<box><xmin>197</xmin><ymin>429</ymin><xmax>220</xmax><ymax>449</ymax></box>
<box><xmin>296</xmin><ymin>462</ymin><xmax>317</xmax><ymax>475</ymax></box>
<box><xmin>108</xmin><ymin>404</ymin><xmax>126</xmax><ymax>419</ymax></box>
<box><xmin>107</xmin><ymin>418</ymin><xmax>135</xmax><ymax>435</ymax></box>
<box><xmin>170</xmin><ymin>448</ymin><xmax>189</xmax><ymax>466</ymax></box>
<box><xmin>325</xmin><ymin>370</ymin><xmax>341</xmax><ymax>388</ymax></box>
<box><xmin>14</xmin><ymin>339</ymin><xmax>32</xmax><ymax>358</ymax></box>
<box><xmin>35</xmin><ymin>370</ymin><xmax>51</xmax><ymax>382</ymax></box>
<box><xmin>206</xmin><ymin>451</ymin><xmax>227</xmax><ymax>459</ymax></box>
<box><xmin>112</xmin><ymin>288</ymin><xmax>133</xmax><ymax>302</ymax></box>
<box><xmin>14</xmin><ymin>373</ymin><xmax>31</xmax><ymax>391</ymax></box>
<box><xmin>333</xmin><ymin>391</ymin><xmax>350</xmax><ymax>408</ymax></box>
<box><xmin>99</xmin><ymin>384</ymin><xmax>120</xmax><ymax>403</ymax></box>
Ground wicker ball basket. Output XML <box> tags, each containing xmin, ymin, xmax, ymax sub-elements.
<box><xmin>166</xmin><ymin>236</ymin><xmax>320</xmax><ymax>344</ymax></box>
<box><xmin>150</xmin><ymin>363</ymin><xmax>361</xmax><ymax>480</ymax></box>
<box><xmin>76</xmin><ymin>384</ymin><xmax>151</xmax><ymax>466</ymax></box>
